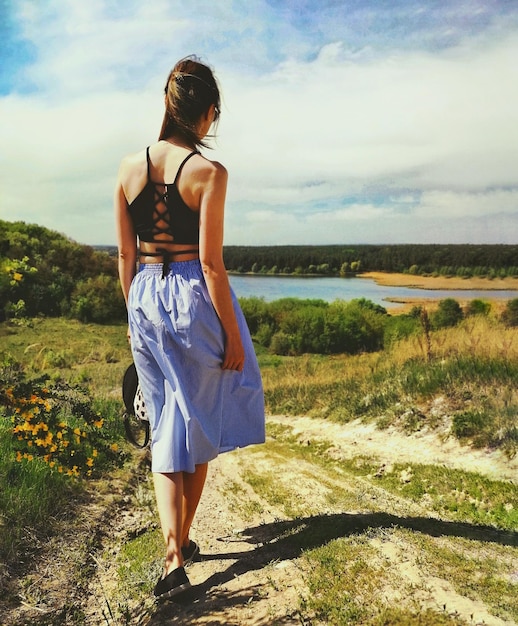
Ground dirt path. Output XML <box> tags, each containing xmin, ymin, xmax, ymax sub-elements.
<box><xmin>3</xmin><ymin>415</ymin><xmax>517</xmax><ymax>625</ymax></box>
<box><xmin>96</xmin><ymin>415</ymin><xmax>517</xmax><ymax>625</ymax></box>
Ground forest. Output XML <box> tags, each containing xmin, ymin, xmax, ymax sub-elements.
<box><xmin>221</xmin><ymin>244</ymin><xmax>518</xmax><ymax>277</ymax></box>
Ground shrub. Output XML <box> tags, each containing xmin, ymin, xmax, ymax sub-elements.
<box><xmin>239</xmin><ymin>297</ymin><xmax>271</xmax><ymax>335</ymax></box>
<box><xmin>431</xmin><ymin>298</ymin><xmax>463</xmax><ymax>329</ymax></box>
<box><xmin>270</xmin><ymin>331</ymin><xmax>292</xmax><ymax>355</ymax></box>
<box><xmin>501</xmin><ymin>298</ymin><xmax>518</xmax><ymax>327</ymax></box>
<box><xmin>70</xmin><ymin>274</ymin><xmax>125</xmax><ymax>323</ymax></box>
<box><xmin>465</xmin><ymin>299</ymin><xmax>491</xmax><ymax>317</ymax></box>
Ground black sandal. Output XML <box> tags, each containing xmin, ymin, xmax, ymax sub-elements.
<box><xmin>181</xmin><ymin>540</ymin><xmax>199</xmax><ymax>566</ymax></box>
<box><xmin>153</xmin><ymin>566</ymin><xmax>191</xmax><ymax>599</ymax></box>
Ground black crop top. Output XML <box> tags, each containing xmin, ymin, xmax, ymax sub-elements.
<box><xmin>127</xmin><ymin>147</ymin><xmax>200</xmax><ymax>245</ymax></box>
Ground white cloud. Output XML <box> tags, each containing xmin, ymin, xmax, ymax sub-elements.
<box><xmin>2</xmin><ymin>2</ymin><xmax>518</xmax><ymax>245</ymax></box>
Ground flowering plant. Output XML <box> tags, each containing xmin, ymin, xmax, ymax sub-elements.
<box><xmin>1</xmin><ymin>357</ymin><xmax>122</xmax><ymax>478</ymax></box>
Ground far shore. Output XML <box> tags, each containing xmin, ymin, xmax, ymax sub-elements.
<box><xmin>360</xmin><ymin>271</ymin><xmax>518</xmax><ymax>314</ymax></box>
<box><xmin>360</xmin><ymin>271</ymin><xmax>518</xmax><ymax>292</ymax></box>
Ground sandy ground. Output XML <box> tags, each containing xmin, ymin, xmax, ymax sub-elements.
<box><xmin>360</xmin><ymin>272</ymin><xmax>518</xmax><ymax>314</ymax></box>
<box><xmin>360</xmin><ymin>272</ymin><xmax>518</xmax><ymax>292</ymax></box>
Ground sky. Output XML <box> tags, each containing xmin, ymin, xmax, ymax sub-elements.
<box><xmin>1</xmin><ymin>0</ymin><xmax>518</xmax><ymax>246</ymax></box>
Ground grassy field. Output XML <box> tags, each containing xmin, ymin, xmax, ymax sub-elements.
<box><xmin>0</xmin><ymin>313</ymin><xmax>517</xmax><ymax>625</ymax></box>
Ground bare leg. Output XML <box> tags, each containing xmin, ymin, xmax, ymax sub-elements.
<box><xmin>181</xmin><ymin>462</ymin><xmax>208</xmax><ymax>546</ymax></box>
<box><xmin>153</xmin><ymin>471</ymin><xmax>184</xmax><ymax>575</ymax></box>
<box><xmin>153</xmin><ymin>463</ymin><xmax>208</xmax><ymax>575</ymax></box>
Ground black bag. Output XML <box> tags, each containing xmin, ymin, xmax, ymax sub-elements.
<box><xmin>122</xmin><ymin>363</ymin><xmax>150</xmax><ymax>449</ymax></box>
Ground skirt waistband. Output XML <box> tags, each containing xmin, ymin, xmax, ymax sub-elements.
<box><xmin>138</xmin><ymin>259</ymin><xmax>203</xmax><ymax>278</ymax></box>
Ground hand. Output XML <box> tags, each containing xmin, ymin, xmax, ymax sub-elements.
<box><xmin>222</xmin><ymin>334</ymin><xmax>245</xmax><ymax>371</ymax></box>
<box><xmin>126</xmin><ymin>325</ymin><xmax>131</xmax><ymax>343</ymax></box>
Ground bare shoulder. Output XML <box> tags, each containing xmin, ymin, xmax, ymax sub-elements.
<box><xmin>117</xmin><ymin>148</ymin><xmax>147</xmax><ymax>184</ymax></box>
<box><xmin>191</xmin><ymin>154</ymin><xmax>228</xmax><ymax>182</ymax></box>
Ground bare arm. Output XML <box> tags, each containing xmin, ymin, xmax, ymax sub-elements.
<box><xmin>114</xmin><ymin>164</ymin><xmax>137</xmax><ymax>305</ymax></box>
<box><xmin>198</xmin><ymin>162</ymin><xmax>244</xmax><ymax>371</ymax></box>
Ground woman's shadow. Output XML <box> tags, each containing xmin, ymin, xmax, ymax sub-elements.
<box><xmin>146</xmin><ymin>510</ymin><xmax>517</xmax><ymax>624</ymax></box>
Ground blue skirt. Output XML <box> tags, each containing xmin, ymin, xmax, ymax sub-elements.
<box><xmin>127</xmin><ymin>260</ymin><xmax>265</xmax><ymax>473</ymax></box>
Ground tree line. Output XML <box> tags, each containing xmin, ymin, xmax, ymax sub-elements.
<box><xmin>222</xmin><ymin>244</ymin><xmax>518</xmax><ymax>277</ymax></box>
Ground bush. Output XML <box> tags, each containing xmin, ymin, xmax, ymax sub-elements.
<box><xmin>465</xmin><ymin>299</ymin><xmax>491</xmax><ymax>317</ymax></box>
<box><xmin>431</xmin><ymin>298</ymin><xmax>463</xmax><ymax>329</ymax></box>
<box><xmin>247</xmin><ymin>298</ymin><xmax>387</xmax><ymax>356</ymax></box>
<box><xmin>501</xmin><ymin>298</ymin><xmax>518</xmax><ymax>327</ymax></box>
<box><xmin>70</xmin><ymin>275</ymin><xmax>125</xmax><ymax>323</ymax></box>
<box><xmin>239</xmin><ymin>297</ymin><xmax>271</xmax><ymax>335</ymax></box>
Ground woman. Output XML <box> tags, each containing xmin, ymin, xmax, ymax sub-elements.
<box><xmin>114</xmin><ymin>56</ymin><xmax>265</xmax><ymax>599</ymax></box>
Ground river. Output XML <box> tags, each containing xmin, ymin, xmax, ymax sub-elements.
<box><xmin>228</xmin><ymin>274</ymin><xmax>518</xmax><ymax>310</ymax></box>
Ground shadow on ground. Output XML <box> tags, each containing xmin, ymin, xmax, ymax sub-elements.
<box><xmin>144</xmin><ymin>511</ymin><xmax>517</xmax><ymax>625</ymax></box>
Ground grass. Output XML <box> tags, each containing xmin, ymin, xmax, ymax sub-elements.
<box><xmin>0</xmin><ymin>418</ymin><xmax>80</xmax><ymax>560</ymax></box>
<box><xmin>0</xmin><ymin>317</ymin><xmax>132</xmax><ymax>396</ymax></box>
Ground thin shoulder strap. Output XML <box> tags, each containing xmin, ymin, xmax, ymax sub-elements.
<box><xmin>173</xmin><ymin>151</ymin><xmax>200</xmax><ymax>185</ymax></box>
<box><xmin>146</xmin><ymin>146</ymin><xmax>152</xmax><ymax>180</ymax></box>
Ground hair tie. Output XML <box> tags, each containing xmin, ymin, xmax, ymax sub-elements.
<box><xmin>172</xmin><ymin>72</ymin><xmax>215</xmax><ymax>92</ymax></box>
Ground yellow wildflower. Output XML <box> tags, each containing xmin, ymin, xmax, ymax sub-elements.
<box><xmin>16</xmin><ymin>451</ymin><xmax>23</xmax><ymax>462</ymax></box>
<box><xmin>92</xmin><ymin>449</ymin><xmax>98</xmax><ymax>457</ymax></box>
<box><xmin>13</xmin><ymin>272</ymin><xmax>23</xmax><ymax>282</ymax></box>
<box><xmin>93</xmin><ymin>419</ymin><xmax>104</xmax><ymax>428</ymax></box>
<box><xmin>110</xmin><ymin>443</ymin><xmax>119</xmax><ymax>452</ymax></box>
<box><xmin>86</xmin><ymin>458</ymin><xmax>94</xmax><ymax>467</ymax></box>
<box><xmin>73</xmin><ymin>428</ymin><xmax>81</xmax><ymax>436</ymax></box>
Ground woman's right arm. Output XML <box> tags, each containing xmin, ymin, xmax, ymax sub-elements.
<box><xmin>114</xmin><ymin>162</ymin><xmax>137</xmax><ymax>305</ymax></box>
<box><xmin>198</xmin><ymin>160</ymin><xmax>244</xmax><ymax>372</ymax></box>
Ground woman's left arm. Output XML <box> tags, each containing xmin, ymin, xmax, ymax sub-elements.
<box><xmin>114</xmin><ymin>164</ymin><xmax>137</xmax><ymax>305</ymax></box>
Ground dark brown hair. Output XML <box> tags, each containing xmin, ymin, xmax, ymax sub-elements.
<box><xmin>159</xmin><ymin>55</ymin><xmax>221</xmax><ymax>149</ymax></box>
